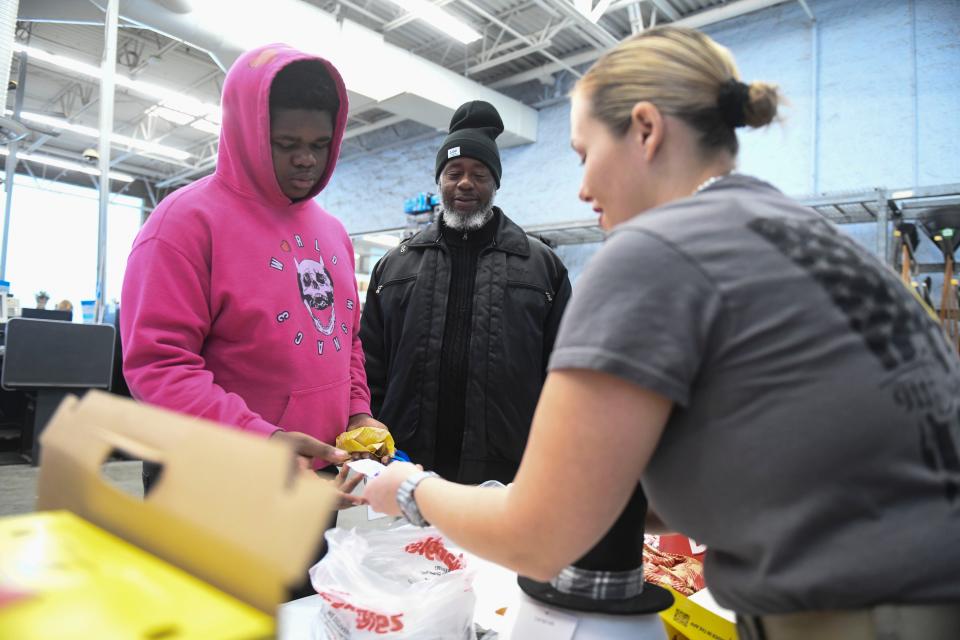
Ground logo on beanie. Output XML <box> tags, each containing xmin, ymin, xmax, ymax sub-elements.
<box><xmin>447</xmin><ymin>146</ymin><xmax>461</xmax><ymax>159</ymax></box>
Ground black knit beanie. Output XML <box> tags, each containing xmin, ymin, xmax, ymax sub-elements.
<box><xmin>435</xmin><ymin>100</ymin><xmax>504</xmax><ymax>187</ymax></box>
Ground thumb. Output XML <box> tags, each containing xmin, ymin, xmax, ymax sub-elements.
<box><xmin>304</xmin><ymin>439</ymin><xmax>350</xmax><ymax>464</ymax></box>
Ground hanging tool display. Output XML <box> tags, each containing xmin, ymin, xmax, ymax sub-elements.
<box><xmin>894</xmin><ymin>222</ymin><xmax>919</xmax><ymax>286</ymax></box>
<box><xmin>894</xmin><ymin>222</ymin><xmax>935</xmax><ymax>311</ymax></box>
<box><xmin>919</xmin><ymin>206</ymin><xmax>960</xmax><ymax>354</ymax></box>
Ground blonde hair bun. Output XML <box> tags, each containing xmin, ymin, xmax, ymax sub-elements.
<box><xmin>577</xmin><ymin>26</ymin><xmax>784</xmax><ymax>155</ymax></box>
<box><xmin>744</xmin><ymin>81</ymin><xmax>780</xmax><ymax>128</ymax></box>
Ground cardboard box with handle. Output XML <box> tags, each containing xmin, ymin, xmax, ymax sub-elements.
<box><xmin>0</xmin><ymin>390</ymin><xmax>336</xmax><ymax>638</ymax></box>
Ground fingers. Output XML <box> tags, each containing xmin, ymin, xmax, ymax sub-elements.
<box><xmin>335</xmin><ymin>492</ymin><xmax>366</xmax><ymax>510</ymax></box>
<box><xmin>330</xmin><ymin>464</ymin><xmax>360</xmax><ymax>487</ymax></box>
<box><xmin>339</xmin><ymin>471</ymin><xmax>364</xmax><ymax>495</ymax></box>
<box><xmin>297</xmin><ymin>455</ymin><xmax>311</xmax><ymax>471</ymax></box>
<box><xmin>311</xmin><ymin>440</ymin><xmax>350</xmax><ymax>464</ymax></box>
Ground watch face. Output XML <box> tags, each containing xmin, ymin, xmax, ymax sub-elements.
<box><xmin>399</xmin><ymin>474</ymin><xmax>432</xmax><ymax>527</ymax></box>
<box><xmin>399</xmin><ymin>501</ymin><xmax>420</xmax><ymax>526</ymax></box>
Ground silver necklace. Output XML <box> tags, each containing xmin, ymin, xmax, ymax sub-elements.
<box><xmin>693</xmin><ymin>172</ymin><xmax>732</xmax><ymax>195</ymax></box>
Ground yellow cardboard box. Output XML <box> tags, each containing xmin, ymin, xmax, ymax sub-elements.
<box><xmin>0</xmin><ymin>511</ymin><xmax>274</xmax><ymax>639</ymax></box>
<box><xmin>0</xmin><ymin>391</ymin><xmax>336</xmax><ymax>639</ymax></box>
<box><xmin>660</xmin><ymin>587</ymin><xmax>738</xmax><ymax>640</ymax></box>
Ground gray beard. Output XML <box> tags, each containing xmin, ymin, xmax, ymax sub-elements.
<box><xmin>440</xmin><ymin>200</ymin><xmax>496</xmax><ymax>232</ymax></box>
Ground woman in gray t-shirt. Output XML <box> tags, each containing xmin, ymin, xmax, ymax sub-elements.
<box><xmin>366</xmin><ymin>26</ymin><xmax>960</xmax><ymax>638</ymax></box>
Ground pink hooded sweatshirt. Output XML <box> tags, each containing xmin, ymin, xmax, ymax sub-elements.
<box><xmin>121</xmin><ymin>44</ymin><xmax>370</xmax><ymax>458</ymax></box>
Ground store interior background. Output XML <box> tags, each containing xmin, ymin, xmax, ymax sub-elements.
<box><xmin>0</xmin><ymin>0</ymin><xmax>958</xmax><ymax>508</ymax></box>
<box><xmin>5</xmin><ymin>0</ymin><xmax>957</xmax><ymax>311</ymax></box>
<box><xmin>323</xmin><ymin>0</ymin><xmax>959</xmax><ymax>283</ymax></box>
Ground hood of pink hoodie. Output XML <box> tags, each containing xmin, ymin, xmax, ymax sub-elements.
<box><xmin>215</xmin><ymin>43</ymin><xmax>349</xmax><ymax>207</ymax></box>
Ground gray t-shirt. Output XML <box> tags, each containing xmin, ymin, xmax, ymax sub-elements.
<box><xmin>549</xmin><ymin>175</ymin><xmax>960</xmax><ymax>615</ymax></box>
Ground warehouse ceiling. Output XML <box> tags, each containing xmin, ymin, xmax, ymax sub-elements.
<box><xmin>11</xmin><ymin>0</ymin><xmax>801</xmax><ymax>201</ymax></box>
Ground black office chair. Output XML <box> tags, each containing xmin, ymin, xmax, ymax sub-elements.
<box><xmin>1</xmin><ymin>318</ymin><xmax>115</xmax><ymax>465</ymax></box>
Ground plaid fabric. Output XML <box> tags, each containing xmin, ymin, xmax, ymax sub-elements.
<box><xmin>549</xmin><ymin>565</ymin><xmax>645</xmax><ymax>600</ymax></box>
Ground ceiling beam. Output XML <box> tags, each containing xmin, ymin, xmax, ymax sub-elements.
<box><xmin>647</xmin><ymin>0</ymin><xmax>679</xmax><ymax>21</ymax></box>
<box><xmin>458</xmin><ymin>0</ymin><xmax>583</xmax><ymax>77</ymax></box>
<box><xmin>551</xmin><ymin>0</ymin><xmax>620</xmax><ymax>49</ymax></box>
<box><xmin>338</xmin><ymin>0</ymin><xmax>393</xmax><ymax>25</ymax></box>
<box><xmin>382</xmin><ymin>0</ymin><xmax>457</xmax><ymax>31</ymax></box>
<box><xmin>467</xmin><ymin>40</ymin><xmax>552</xmax><ymax>74</ymax></box>
<box><xmin>154</xmin><ymin>154</ymin><xmax>216</xmax><ymax>188</ymax></box>
<box><xmin>491</xmin><ymin>0</ymin><xmax>793</xmax><ymax>88</ymax></box>
<box><xmin>343</xmin><ymin>115</ymin><xmax>406</xmax><ymax>139</ymax></box>
<box><xmin>450</xmin><ymin>16</ymin><xmax>570</xmax><ymax>72</ymax></box>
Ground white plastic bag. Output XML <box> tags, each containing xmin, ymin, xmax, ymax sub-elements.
<box><xmin>309</xmin><ymin>524</ymin><xmax>478</xmax><ymax>639</ymax></box>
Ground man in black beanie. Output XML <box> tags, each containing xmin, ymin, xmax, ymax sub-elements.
<box><xmin>360</xmin><ymin>100</ymin><xmax>572</xmax><ymax>484</ymax></box>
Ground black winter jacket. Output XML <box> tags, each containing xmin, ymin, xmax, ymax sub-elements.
<box><xmin>360</xmin><ymin>208</ymin><xmax>571</xmax><ymax>483</ymax></box>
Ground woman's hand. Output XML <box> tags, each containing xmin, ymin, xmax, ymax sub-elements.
<box><xmin>362</xmin><ymin>461</ymin><xmax>421</xmax><ymax>517</ymax></box>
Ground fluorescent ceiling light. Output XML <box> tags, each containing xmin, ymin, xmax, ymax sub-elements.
<box><xmin>13</xmin><ymin>43</ymin><xmax>101</xmax><ymax>78</ymax></box>
<box><xmin>385</xmin><ymin>0</ymin><xmax>481</xmax><ymax>44</ymax></box>
<box><xmin>150</xmin><ymin>93</ymin><xmax>219</xmax><ymax>121</ymax></box>
<box><xmin>145</xmin><ymin>105</ymin><xmax>220</xmax><ymax>136</ymax></box>
<box><xmin>19</xmin><ymin>112</ymin><xmax>191</xmax><ymax>161</ymax></box>
<box><xmin>189</xmin><ymin>119</ymin><xmax>221</xmax><ymax>136</ymax></box>
<box><xmin>13</xmin><ymin>43</ymin><xmax>220</xmax><ymax>126</ymax></box>
<box><xmin>145</xmin><ymin>105</ymin><xmax>194</xmax><ymax>126</ymax></box>
<box><xmin>0</xmin><ymin>147</ymin><xmax>135</xmax><ymax>183</ymax></box>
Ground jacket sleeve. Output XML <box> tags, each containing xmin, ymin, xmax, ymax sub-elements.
<box><xmin>121</xmin><ymin>237</ymin><xmax>277</xmax><ymax>436</ymax></box>
<box><xmin>359</xmin><ymin>256</ymin><xmax>388</xmax><ymax>417</ymax></box>
<box><xmin>542</xmin><ymin>259</ymin><xmax>572</xmax><ymax>376</ymax></box>
<box><xmin>349</xmin><ymin>258</ymin><xmax>372</xmax><ymax>418</ymax></box>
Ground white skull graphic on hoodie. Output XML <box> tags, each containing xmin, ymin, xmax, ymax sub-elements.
<box><xmin>295</xmin><ymin>257</ymin><xmax>336</xmax><ymax>335</ymax></box>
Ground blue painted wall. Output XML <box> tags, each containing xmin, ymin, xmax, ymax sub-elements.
<box><xmin>322</xmin><ymin>0</ymin><xmax>959</xmax><ymax>286</ymax></box>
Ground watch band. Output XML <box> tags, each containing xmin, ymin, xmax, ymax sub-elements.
<box><xmin>397</xmin><ymin>470</ymin><xmax>439</xmax><ymax>527</ymax></box>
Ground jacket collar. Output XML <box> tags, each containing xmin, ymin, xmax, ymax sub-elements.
<box><xmin>405</xmin><ymin>206</ymin><xmax>530</xmax><ymax>257</ymax></box>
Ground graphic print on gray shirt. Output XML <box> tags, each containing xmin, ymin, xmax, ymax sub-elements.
<box><xmin>748</xmin><ymin>215</ymin><xmax>960</xmax><ymax>501</ymax></box>
<box><xmin>549</xmin><ymin>174</ymin><xmax>960</xmax><ymax>615</ymax></box>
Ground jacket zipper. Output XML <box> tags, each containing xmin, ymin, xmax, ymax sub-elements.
<box><xmin>376</xmin><ymin>275</ymin><xmax>417</xmax><ymax>295</ymax></box>
<box><xmin>507</xmin><ymin>280</ymin><xmax>554</xmax><ymax>302</ymax></box>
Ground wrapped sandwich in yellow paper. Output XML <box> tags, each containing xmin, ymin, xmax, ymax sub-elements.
<box><xmin>336</xmin><ymin>426</ymin><xmax>395</xmax><ymax>458</ymax></box>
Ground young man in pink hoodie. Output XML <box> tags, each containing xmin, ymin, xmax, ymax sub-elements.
<box><xmin>121</xmin><ymin>44</ymin><xmax>386</xmax><ymax>504</ymax></box>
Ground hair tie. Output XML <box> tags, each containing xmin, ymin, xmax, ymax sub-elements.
<box><xmin>717</xmin><ymin>79</ymin><xmax>749</xmax><ymax>128</ymax></box>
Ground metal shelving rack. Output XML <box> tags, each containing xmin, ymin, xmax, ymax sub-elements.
<box><xmin>348</xmin><ymin>183</ymin><xmax>960</xmax><ymax>256</ymax></box>
<box><xmin>513</xmin><ymin>183</ymin><xmax>960</xmax><ymax>260</ymax></box>
<box><xmin>798</xmin><ymin>182</ymin><xmax>960</xmax><ymax>265</ymax></box>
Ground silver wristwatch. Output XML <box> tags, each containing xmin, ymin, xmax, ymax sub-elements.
<box><xmin>397</xmin><ymin>470</ymin><xmax>439</xmax><ymax>527</ymax></box>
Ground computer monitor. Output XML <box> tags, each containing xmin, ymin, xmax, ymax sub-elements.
<box><xmin>2</xmin><ymin>318</ymin><xmax>116</xmax><ymax>464</ymax></box>
<box><xmin>21</xmin><ymin>308</ymin><xmax>72</xmax><ymax>322</ymax></box>
<box><xmin>2</xmin><ymin>317</ymin><xmax>115</xmax><ymax>389</ymax></box>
